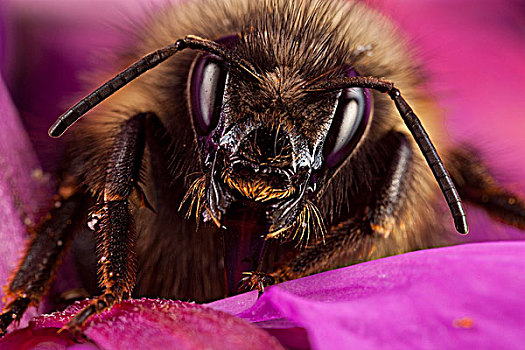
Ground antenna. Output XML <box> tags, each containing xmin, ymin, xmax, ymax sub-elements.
<box><xmin>48</xmin><ymin>35</ymin><xmax>259</xmax><ymax>137</ymax></box>
<box><xmin>307</xmin><ymin>76</ymin><xmax>468</xmax><ymax>234</ymax></box>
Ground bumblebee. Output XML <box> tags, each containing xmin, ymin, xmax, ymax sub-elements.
<box><xmin>1</xmin><ymin>0</ymin><xmax>523</xmax><ymax>334</ymax></box>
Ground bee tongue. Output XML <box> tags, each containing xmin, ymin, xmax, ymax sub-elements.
<box><xmin>221</xmin><ymin>202</ymin><xmax>268</xmax><ymax>295</ymax></box>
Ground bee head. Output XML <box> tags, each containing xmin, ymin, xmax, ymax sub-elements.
<box><xmin>187</xmin><ymin>36</ymin><xmax>371</xmax><ymax>241</ymax></box>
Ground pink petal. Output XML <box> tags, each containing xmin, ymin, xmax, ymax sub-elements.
<box><xmin>1</xmin><ymin>299</ymin><xmax>284</xmax><ymax>350</ymax></box>
<box><xmin>210</xmin><ymin>242</ymin><xmax>525</xmax><ymax>349</ymax></box>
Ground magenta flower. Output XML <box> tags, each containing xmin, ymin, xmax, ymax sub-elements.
<box><xmin>0</xmin><ymin>0</ymin><xmax>524</xmax><ymax>349</ymax></box>
<box><xmin>0</xmin><ymin>299</ymin><xmax>284</xmax><ymax>349</ymax></box>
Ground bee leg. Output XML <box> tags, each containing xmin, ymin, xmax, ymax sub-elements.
<box><xmin>239</xmin><ymin>272</ymin><xmax>275</xmax><ymax>297</ymax></box>
<box><xmin>366</xmin><ymin>131</ymin><xmax>413</xmax><ymax>238</ymax></box>
<box><xmin>0</xmin><ymin>298</ymin><xmax>30</xmax><ymax>336</ymax></box>
<box><xmin>0</xmin><ymin>189</ymin><xmax>87</xmax><ymax>334</ymax></box>
<box><xmin>273</xmin><ymin>131</ymin><xmax>413</xmax><ymax>281</ymax></box>
<box><xmin>65</xmin><ymin>201</ymin><xmax>135</xmax><ymax>335</ymax></box>
<box><xmin>65</xmin><ymin>113</ymin><xmax>153</xmax><ymax>333</ymax></box>
<box><xmin>448</xmin><ymin>148</ymin><xmax>525</xmax><ymax>230</ymax></box>
<box><xmin>238</xmin><ymin>241</ymin><xmax>276</xmax><ymax>295</ymax></box>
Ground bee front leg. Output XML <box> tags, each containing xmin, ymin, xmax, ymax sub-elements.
<box><xmin>274</xmin><ymin>131</ymin><xmax>413</xmax><ymax>281</ymax></box>
<box><xmin>238</xmin><ymin>241</ymin><xmax>276</xmax><ymax>295</ymax></box>
<box><xmin>0</xmin><ymin>188</ymin><xmax>87</xmax><ymax>334</ymax></box>
<box><xmin>65</xmin><ymin>200</ymin><xmax>136</xmax><ymax>334</ymax></box>
<box><xmin>65</xmin><ymin>112</ymin><xmax>155</xmax><ymax>333</ymax></box>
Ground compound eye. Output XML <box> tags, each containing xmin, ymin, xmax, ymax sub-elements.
<box><xmin>324</xmin><ymin>68</ymin><xmax>371</xmax><ymax>168</ymax></box>
<box><xmin>190</xmin><ymin>54</ymin><xmax>228</xmax><ymax>136</ymax></box>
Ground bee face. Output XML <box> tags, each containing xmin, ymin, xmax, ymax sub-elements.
<box><xmin>187</xmin><ymin>36</ymin><xmax>372</xmax><ymax>238</ymax></box>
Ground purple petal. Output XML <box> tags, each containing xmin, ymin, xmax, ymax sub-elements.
<box><xmin>209</xmin><ymin>242</ymin><xmax>525</xmax><ymax>349</ymax></box>
<box><xmin>0</xmin><ymin>328</ymin><xmax>86</xmax><ymax>350</ymax></box>
<box><xmin>0</xmin><ymin>299</ymin><xmax>284</xmax><ymax>350</ymax></box>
